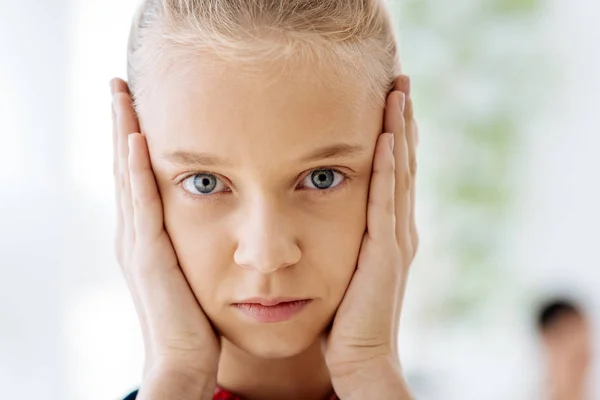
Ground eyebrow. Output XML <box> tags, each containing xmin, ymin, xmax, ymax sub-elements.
<box><xmin>162</xmin><ymin>150</ymin><xmax>230</xmax><ymax>168</ymax></box>
<box><xmin>300</xmin><ymin>142</ymin><xmax>369</xmax><ymax>163</ymax></box>
<box><xmin>162</xmin><ymin>142</ymin><xmax>369</xmax><ymax>168</ymax></box>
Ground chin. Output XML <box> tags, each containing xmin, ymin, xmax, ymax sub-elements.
<box><xmin>242</xmin><ymin>340</ymin><xmax>310</xmax><ymax>359</ymax></box>
<box><xmin>221</xmin><ymin>321</ymin><xmax>324</xmax><ymax>360</ymax></box>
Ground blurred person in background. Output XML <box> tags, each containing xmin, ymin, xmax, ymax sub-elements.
<box><xmin>537</xmin><ymin>298</ymin><xmax>592</xmax><ymax>400</ymax></box>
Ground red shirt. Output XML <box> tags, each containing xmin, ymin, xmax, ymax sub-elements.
<box><xmin>125</xmin><ymin>386</ymin><xmax>339</xmax><ymax>399</ymax></box>
<box><xmin>214</xmin><ymin>386</ymin><xmax>339</xmax><ymax>399</ymax></box>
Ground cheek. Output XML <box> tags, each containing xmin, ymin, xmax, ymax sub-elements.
<box><xmin>162</xmin><ymin>200</ymin><xmax>232</xmax><ymax>307</ymax></box>
<box><xmin>300</xmin><ymin>185</ymin><xmax>369</xmax><ymax>299</ymax></box>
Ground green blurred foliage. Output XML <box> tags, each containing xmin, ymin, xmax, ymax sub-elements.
<box><xmin>388</xmin><ymin>0</ymin><xmax>548</xmax><ymax>320</ymax></box>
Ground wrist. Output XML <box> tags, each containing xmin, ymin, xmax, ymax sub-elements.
<box><xmin>332</xmin><ymin>356</ymin><xmax>412</xmax><ymax>400</ymax></box>
<box><xmin>139</xmin><ymin>364</ymin><xmax>218</xmax><ymax>400</ymax></box>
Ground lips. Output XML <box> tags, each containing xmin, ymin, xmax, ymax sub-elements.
<box><xmin>235</xmin><ymin>297</ymin><xmax>310</xmax><ymax>306</ymax></box>
<box><xmin>233</xmin><ymin>298</ymin><xmax>313</xmax><ymax>323</ymax></box>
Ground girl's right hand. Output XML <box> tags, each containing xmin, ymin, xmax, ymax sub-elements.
<box><xmin>111</xmin><ymin>78</ymin><xmax>220</xmax><ymax>393</ymax></box>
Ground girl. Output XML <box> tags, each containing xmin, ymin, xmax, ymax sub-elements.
<box><xmin>111</xmin><ymin>0</ymin><xmax>418</xmax><ymax>398</ymax></box>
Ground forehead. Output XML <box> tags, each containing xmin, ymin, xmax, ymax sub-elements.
<box><xmin>138</xmin><ymin>58</ymin><xmax>382</xmax><ymax>158</ymax></box>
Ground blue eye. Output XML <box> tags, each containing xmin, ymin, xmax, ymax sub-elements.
<box><xmin>302</xmin><ymin>169</ymin><xmax>345</xmax><ymax>190</ymax></box>
<box><xmin>182</xmin><ymin>173</ymin><xmax>227</xmax><ymax>195</ymax></box>
<box><xmin>180</xmin><ymin>169</ymin><xmax>348</xmax><ymax>199</ymax></box>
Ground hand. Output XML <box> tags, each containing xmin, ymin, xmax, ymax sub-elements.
<box><xmin>323</xmin><ymin>76</ymin><xmax>418</xmax><ymax>395</ymax></box>
<box><xmin>111</xmin><ymin>79</ymin><xmax>220</xmax><ymax>392</ymax></box>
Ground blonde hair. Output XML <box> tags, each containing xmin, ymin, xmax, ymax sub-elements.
<box><xmin>127</xmin><ymin>0</ymin><xmax>400</xmax><ymax>110</ymax></box>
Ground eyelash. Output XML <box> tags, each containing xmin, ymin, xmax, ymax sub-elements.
<box><xmin>175</xmin><ymin>168</ymin><xmax>353</xmax><ymax>203</ymax></box>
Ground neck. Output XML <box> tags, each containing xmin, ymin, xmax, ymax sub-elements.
<box><xmin>553</xmin><ymin>386</ymin><xmax>586</xmax><ymax>400</ymax></box>
<box><xmin>548</xmin><ymin>365</ymin><xmax>589</xmax><ymax>400</ymax></box>
<box><xmin>217</xmin><ymin>337</ymin><xmax>334</xmax><ymax>400</ymax></box>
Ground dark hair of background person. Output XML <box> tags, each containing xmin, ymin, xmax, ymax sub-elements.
<box><xmin>536</xmin><ymin>298</ymin><xmax>585</xmax><ymax>332</ymax></box>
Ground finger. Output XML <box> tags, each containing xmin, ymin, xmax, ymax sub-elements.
<box><xmin>383</xmin><ymin>91</ymin><xmax>411</xmax><ymax>252</ymax></box>
<box><xmin>405</xmin><ymin>93</ymin><xmax>419</xmax><ymax>257</ymax></box>
<box><xmin>126</xmin><ymin>133</ymin><xmax>168</xmax><ymax>350</ymax></box>
<box><xmin>394</xmin><ymin>74</ymin><xmax>419</xmax><ymax>146</ymax></box>
<box><xmin>394</xmin><ymin>75</ymin><xmax>419</xmax><ymax>255</ymax></box>
<box><xmin>366</xmin><ymin>132</ymin><xmax>396</xmax><ymax>242</ymax></box>
<box><xmin>111</xmin><ymin>81</ymin><xmax>151</xmax><ymax>343</ymax></box>
<box><xmin>114</xmin><ymin>85</ymin><xmax>140</xmax><ymax>246</ymax></box>
<box><xmin>393</xmin><ymin>74</ymin><xmax>410</xmax><ymax>95</ymax></box>
<box><xmin>112</xmin><ymin>100</ymin><xmax>124</xmax><ymax>263</ymax></box>
<box><xmin>389</xmin><ymin>77</ymin><xmax>415</xmax><ymax>356</ymax></box>
<box><xmin>128</xmin><ymin>133</ymin><xmax>165</xmax><ymax>242</ymax></box>
<box><xmin>111</xmin><ymin>77</ymin><xmax>131</xmax><ymax>95</ymax></box>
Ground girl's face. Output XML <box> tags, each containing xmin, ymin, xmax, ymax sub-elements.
<box><xmin>138</xmin><ymin>59</ymin><xmax>384</xmax><ymax>359</ymax></box>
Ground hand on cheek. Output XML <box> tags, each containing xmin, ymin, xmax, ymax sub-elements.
<box><xmin>323</xmin><ymin>75</ymin><xmax>418</xmax><ymax>397</ymax></box>
<box><xmin>111</xmin><ymin>79</ymin><xmax>220</xmax><ymax>397</ymax></box>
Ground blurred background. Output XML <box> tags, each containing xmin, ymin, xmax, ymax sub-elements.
<box><xmin>1</xmin><ymin>0</ymin><xmax>599</xmax><ymax>399</ymax></box>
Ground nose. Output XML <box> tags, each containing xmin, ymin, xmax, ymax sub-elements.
<box><xmin>233</xmin><ymin>197</ymin><xmax>301</xmax><ymax>274</ymax></box>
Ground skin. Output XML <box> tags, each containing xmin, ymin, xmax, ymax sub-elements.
<box><xmin>542</xmin><ymin>313</ymin><xmax>592</xmax><ymax>400</ymax></box>
<box><xmin>111</xmin><ymin>56</ymin><xmax>418</xmax><ymax>400</ymax></box>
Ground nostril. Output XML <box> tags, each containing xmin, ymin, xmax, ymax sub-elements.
<box><xmin>233</xmin><ymin>242</ymin><xmax>301</xmax><ymax>273</ymax></box>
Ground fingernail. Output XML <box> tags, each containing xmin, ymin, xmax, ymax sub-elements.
<box><xmin>398</xmin><ymin>92</ymin><xmax>405</xmax><ymax>114</ymax></box>
<box><xmin>388</xmin><ymin>133</ymin><xmax>395</xmax><ymax>152</ymax></box>
<box><xmin>110</xmin><ymin>79</ymin><xmax>117</xmax><ymax>95</ymax></box>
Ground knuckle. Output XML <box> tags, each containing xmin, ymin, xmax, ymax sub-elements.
<box><xmin>132</xmin><ymin>188</ymin><xmax>156</xmax><ymax>209</ymax></box>
<box><xmin>119</xmin><ymin>174</ymin><xmax>128</xmax><ymax>191</ymax></box>
<box><xmin>368</xmin><ymin>196</ymin><xmax>394</xmax><ymax>216</ymax></box>
<box><xmin>132</xmin><ymin>196</ymin><xmax>145</xmax><ymax>211</ymax></box>
<box><xmin>402</xmin><ymin>170</ymin><xmax>411</xmax><ymax>191</ymax></box>
<box><xmin>387</xmin><ymin>152</ymin><xmax>395</xmax><ymax>170</ymax></box>
<box><xmin>387</xmin><ymin>162</ymin><xmax>395</xmax><ymax>177</ymax></box>
<box><xmin>409</xmin><ymin>157</ymin><xmax>417</xmax><ymax>177</ymax></box>
<box><xmin>385</xmin><ymin>197</ymin><xmax>395</xmax><ymax>215</ymax></box>
<box><xmin>412</xmin><ymin>232</ymin><xmax>420</xmax><ymax>253</ymax></box>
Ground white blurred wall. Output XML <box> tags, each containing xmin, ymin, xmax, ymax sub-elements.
<box><xmin>1</xmin><ymin>1</ymin><xmax>71</xmax><ymax>398</ymax></box>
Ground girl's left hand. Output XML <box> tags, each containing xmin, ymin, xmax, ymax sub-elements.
<box><xmin>324</xmin><ymin>75</ymin><xmax>418</xmax><ymax>395</ymax></box>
